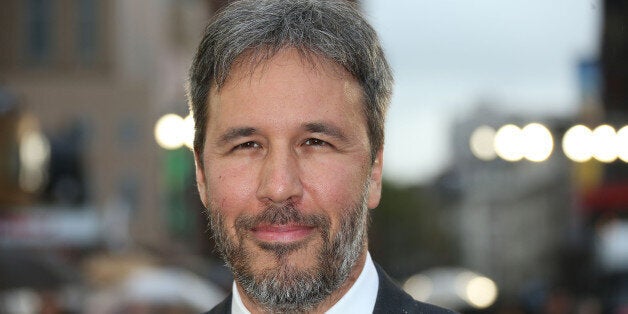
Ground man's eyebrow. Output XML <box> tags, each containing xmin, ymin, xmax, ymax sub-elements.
<box><xmin>217</xmin><ymin>127</ymin><xmax>257</xmax><ymax>145</ymax></box>
<box><xmin>303</xmin><ymin>122</ymin><xmax>348</xmax><ymax>142</ymax></box>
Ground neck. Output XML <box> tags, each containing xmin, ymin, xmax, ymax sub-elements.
<box><xmin>237</xmin><ymin>251</ymin><xmax>368</xmax><ymax>314</ymax></box>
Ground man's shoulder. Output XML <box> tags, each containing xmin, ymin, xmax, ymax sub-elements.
<box><xmin>373</xmin><ymin>264</ymin><xmax>457</xmax><ymax>314</ymax></box>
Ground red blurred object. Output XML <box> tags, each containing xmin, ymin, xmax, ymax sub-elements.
<box><xmin>582</xmin><ymin>182</ymin><xmax>628</xmax><ymax>213</ymax></box>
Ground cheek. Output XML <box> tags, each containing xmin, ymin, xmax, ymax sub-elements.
<box><xmin>302</xmin><ymin>158</ymin><xmax>368</xmax><ymax>209</ymax></box>
<box><xmin>206</xmin><ymin>163</ymin><xmax>257</xmax><ymax>214</ymax></box>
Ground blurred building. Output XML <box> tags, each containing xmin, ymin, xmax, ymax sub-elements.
<box><xmin>589</xmin><ymin>0</ymin><xmax>628</xmax><ymax>209</ymax></box>
<box><xmin>449</xmin><ymin>106</ymin><xmax>573</xmax><ymax>299</ymax></box>
<box><xmin>0</xmin><ymin>0</ymin><xmax>212</xmax><ymax>250</ymax></box>
<box><xmin>578</xmin><ymin>0</ymin><xmax>628</xmax><ymax>310</ymax></box>
<box><xmin>602</xmin><ymin>0</ymin><xmax>628</xmax><ymax>115</ymax></box>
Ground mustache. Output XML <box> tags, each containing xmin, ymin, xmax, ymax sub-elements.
<box><xmin>235</xmin><ymin>203</ymin><xmax>330</xmax><ymax>231</ymax></box>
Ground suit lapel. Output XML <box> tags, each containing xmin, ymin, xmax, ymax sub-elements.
<box><xmin>207</xmin><ymin>292</ymin><xmax>232</xmax><ymax>314</ymax></box>
<box><xmin>373</xmin><ymin>263</ymin><xmax>408</xmax><ymax>313</ymax></box>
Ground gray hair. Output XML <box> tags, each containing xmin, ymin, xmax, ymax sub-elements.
<box><xmin>187</xmin><ymin>0</ymin><xmax>393</xmax><ymax>162</ymax></box>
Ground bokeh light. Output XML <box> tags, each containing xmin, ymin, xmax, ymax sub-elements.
<box><xmin>403</xmin><ymin>274</ymin><xmax>433</xmax><ymax>302</ymax></box>
<box><xmin>562</xmin><ymin>125</ymin><xmax>594</xmax><ymax>163</ymax></box>
<box><xmin>521</xmin><ymin>123</ymin><xmax>553</xmax><ymax>162</ymax></box>
<box><xmin>617</xmin><ymin>126</ymin><xmax>628</xmax><ymax>163</ymax></box>
<box><xmin>473</xmin><ymin>123</ymin><xmax>628</xmax><ymax>163</ymax></box>
<box><xmin>465</xmin><ymin>276</ymin><xmax>498</xmax><ymax>309</ymax></box>
<box><xmin>494</xmin><ymin>124</ymin><xmax>523</xmax><ymax>162</ymax></box>
<box><xmin>155</xmin><ymin>114</ymin><xmax>185</xmax><ymax>150</ymax></box>
<box><xmin>19</xmin><ymin>130</ymin><xmax>50</xmax><ymax>172</ymax></box>
<box><xmin>591</xmin><ymin>125</ymin><xmax>617</xmax><ymax>163</ymax></box>
<box><xmin>18</xmin><ymin>130</ymin><xmax>51</xmax><ymax>192</ymax></box>
<box><xmin>469</xmin><ymin>126</ymin><xmax>497</xmax><ymax>161</ymax></box>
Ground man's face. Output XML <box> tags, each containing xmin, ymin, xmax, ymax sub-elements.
<box><xmin>195</xmin><ymin>48</ymin><xmax>383</xmax><ymax>310</ymax></box>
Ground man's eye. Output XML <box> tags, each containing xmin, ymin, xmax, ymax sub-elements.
<box><xmin>234</xmin><ymin>141</ymin><xmax>260</xmax><ymax>150</ymax></box>
<box><xmin>304</xmin><ymin>138</ymin><xmax>328</xmax><ymax>146</ymax></box>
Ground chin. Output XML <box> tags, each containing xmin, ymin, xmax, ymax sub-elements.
<box><xmin>248</xmin><ymin>236</ymin><xmax>323</xmax><ymax>271</ymax></box>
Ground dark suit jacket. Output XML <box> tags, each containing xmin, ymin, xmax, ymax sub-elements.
<box><xmin>205</xmin><ymin>264</ymin><xmax>455</xmax><ymax>313</ymax></box>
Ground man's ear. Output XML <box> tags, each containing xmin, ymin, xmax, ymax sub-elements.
<box><xmin>194</xmin><ymin>149</ymin><xmax>209</xmax><ymax>208</ymax></box>
<box><xmin>367</xmin><ymin>149</ymin><xmax>383</xmax><ymax>209</ymax></box>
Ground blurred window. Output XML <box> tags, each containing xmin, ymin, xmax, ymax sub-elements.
<box><xmin>25</xmin><ymin>0</ymin><xmax>53</xmax><ymax>65</ymax></box>
<box><xmin>77</xmin><ymin>0</ymin><xmax>98</xmax><ymax>64</ymax></box>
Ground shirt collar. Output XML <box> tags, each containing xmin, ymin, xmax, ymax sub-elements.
<box><xmin>231</xmin><ymin>279</ymin><xmax>249</xmax><ymax>314</ymax></box>
<box><xmin>231</xmin><ymin>252</ymin><xmax>379</xmax><ymax>314</ymax></box>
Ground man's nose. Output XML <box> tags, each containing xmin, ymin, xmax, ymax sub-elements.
<box><xmin>256</xmin><ymin>148</ymin><xmax>303</xmax><ymax>204</ymax></box>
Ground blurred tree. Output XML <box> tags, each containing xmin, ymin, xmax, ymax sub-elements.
<box><xmin>369</xmin><ymin>180</ymin><xmax>456</xmax><ymax>281</ymax></box>
<box><xmin>164</xmin><ymin>148</ymin><xmax>195</xmax><ymax>239</ymax></box>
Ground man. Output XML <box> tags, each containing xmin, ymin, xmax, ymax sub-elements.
<box><xmin>188</xmin><ymin>0</ymin><xmax>454</xmax><ymax>313</ymax></box>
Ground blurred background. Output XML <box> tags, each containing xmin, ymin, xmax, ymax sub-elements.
<box><xmin>0</xmin><ymin>0</ymin><xmax>626</xmax><ymax>313</ymax></box>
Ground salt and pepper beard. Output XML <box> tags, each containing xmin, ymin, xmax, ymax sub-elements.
<box><xmin>207</xmin><ymin>185</ymin><xmax>370</xmax><ymax>313</ymax></box>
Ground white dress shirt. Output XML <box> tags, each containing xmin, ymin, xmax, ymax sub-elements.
<box><xmin>231</xmin><ymin>252</ymin><xmax>379</xmax><ymax>314</ymax></box>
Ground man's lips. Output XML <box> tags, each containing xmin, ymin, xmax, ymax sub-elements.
<box><xmin>251</xmin><ymin>224</ymin><xmax>316</xmax><ymax>243</ymax></box>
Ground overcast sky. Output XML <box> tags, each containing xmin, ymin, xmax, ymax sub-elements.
<box><xmin>362</xmin><ymin>0</ymin><xmax>602</xmax><ymax>184</ymax></box>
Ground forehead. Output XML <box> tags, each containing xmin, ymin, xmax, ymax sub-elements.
<box><xmin>207</xmin><ymin>48</ymin><xmax>365</xmax><ymax>125</ymax></box>
<box><xmin>217</xmin><ymin>48</ymin><xmax>359</xmax><ymax>95</ymax></box>
<box><xmin>232</xmin><ymin>48</ymin><xmax>342</xmax><ymax>78</ymax></box>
